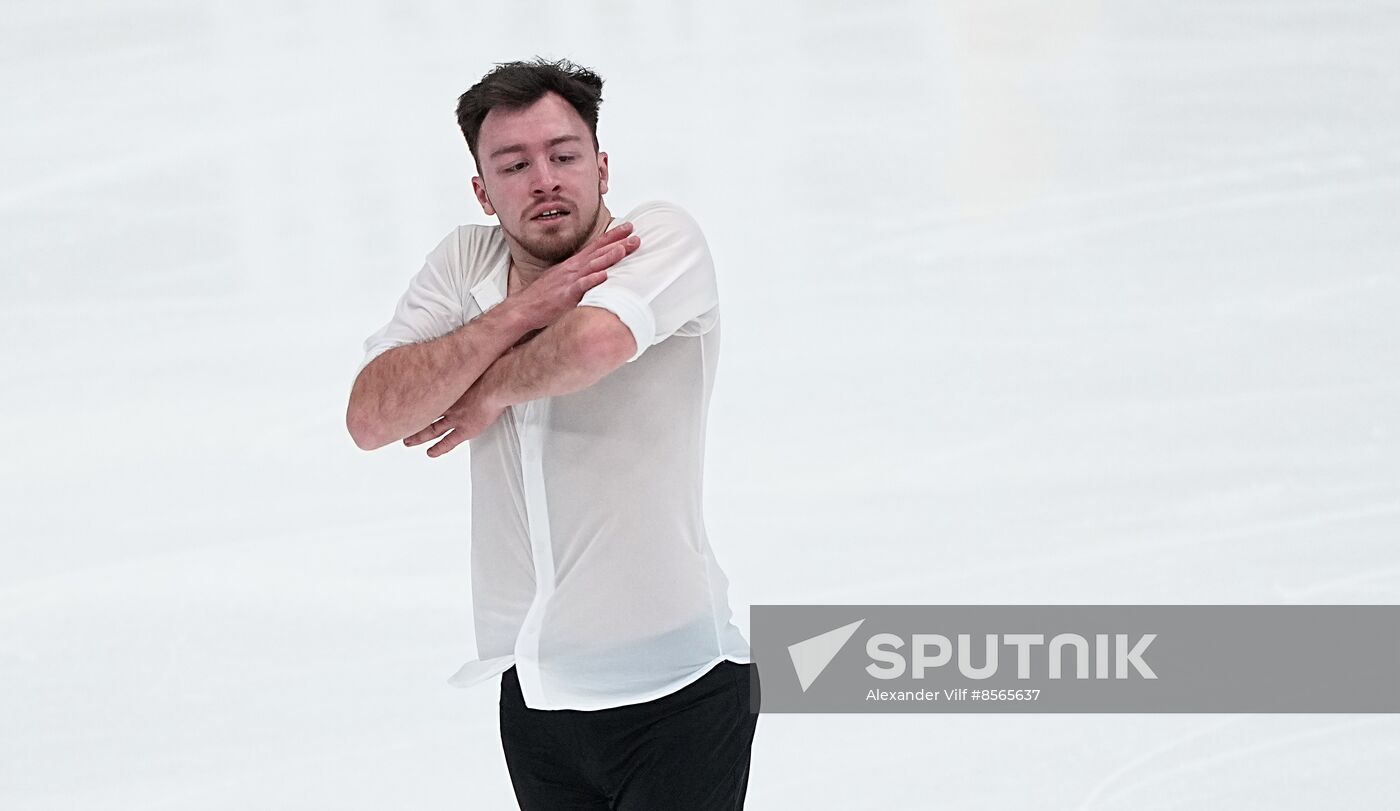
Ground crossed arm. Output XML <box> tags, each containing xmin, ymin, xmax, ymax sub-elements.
<box><xmin>346</xmin><ymin>304</ymin><xmax>527</xmax><ymax>451</ymax></box>
<box><xmin>402</xmin><ymin>305</ymin><xmax>637</xmax><ymax>457</ymax></box>
<box><xmin>346</xmin><ymin>223</ymin><xmax>639</xmax><ymax>452</ymax></box>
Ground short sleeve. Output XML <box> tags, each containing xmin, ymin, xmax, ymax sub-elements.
<box><xmin>576</xmin><ymin>201</ymin><xmax>719</xmax><ymax>363</ymax></box>
<box><xmin>356</xmin><ymin>229</ymin><xmax>468</xmax><ymax>375</ymax></box>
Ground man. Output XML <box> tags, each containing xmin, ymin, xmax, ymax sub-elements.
<box><xmin>345</xmin><ymin>58</ymin><xmax>759</xmax><ymax>809</ymax></box>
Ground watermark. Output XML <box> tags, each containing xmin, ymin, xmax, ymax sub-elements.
<box><xmin>749</xmin><ymin>605</ymin><xmax>1400</xmax><ymax>712</ymax></box>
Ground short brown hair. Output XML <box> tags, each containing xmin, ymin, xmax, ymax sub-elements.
<box><xmin>455</xmin><ymin>58</ymin><xmax>605</xmax><ymax>171</ymax></box>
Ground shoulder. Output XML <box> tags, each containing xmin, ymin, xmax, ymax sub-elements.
<box><xmin>427</xmin><ymin>223</ymin><xmax>507</xmax><ymax>291</ymax></box>
<box><xmin>447</xmin><ymin>222</ymin><xmax>507</xmax><ymax>265</ymax></box>
<box><xmin>618</xmin><ymin>200</ymin><xmax>709</xmax><ymax>248</ymax></box>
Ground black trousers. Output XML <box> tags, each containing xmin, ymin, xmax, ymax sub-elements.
<box><xmin>499</xmin><ymin>660</ymin><xmax>761</xmax><ymax>810</ymax></box>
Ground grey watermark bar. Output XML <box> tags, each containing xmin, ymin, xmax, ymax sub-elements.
<box><xmin>749</xmin><ymin>605</ymin><xmax>1400</xmax><ymax>713</ymax></box>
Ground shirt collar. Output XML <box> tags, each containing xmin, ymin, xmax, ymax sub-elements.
<box><xmin>469</xmin><ymin>242</ymin><xmax>510</xmax><ymax>313</ymax></box>
<box><xmin>470</xmin><ymin>214</ymin><xmax>620</xmax><ymax>314</ymax></box>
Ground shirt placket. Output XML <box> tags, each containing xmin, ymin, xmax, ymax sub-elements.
<box><xmin>469</xmin><ymin>264</ymin><xmax>559</xmax><ymax>708</ymax></box>
<box><xmin>512</xmin><ymin>396</ymin><xmax>556</xmax><ymax>706</ymax></box>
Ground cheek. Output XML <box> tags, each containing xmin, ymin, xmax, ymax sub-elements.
<box><xmin>489</xmin><ymin>180</ymin><xmax>528</xmax><ymax>211</ymax></box>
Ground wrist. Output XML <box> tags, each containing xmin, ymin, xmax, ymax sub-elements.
<box><xmin>473</xmin><ymin>361</ymin><xmax>512</xmax><ymax>412</ymax></box>
<box><xmin>484</xmin><ymin>298</ymin><xmax>534</xmax><ymax>341</ymax></box>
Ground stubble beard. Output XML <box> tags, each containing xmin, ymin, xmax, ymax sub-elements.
<box><xmin>514</xmin><ymin>197</ymin><xmax>604</xmax><ymax>265</ymax></box>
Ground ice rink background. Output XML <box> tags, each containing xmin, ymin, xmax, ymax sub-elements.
<box><xmin>4</xmin><ymin>0</ymin><xmax>1399</xmax><ymax>808</ymax></box>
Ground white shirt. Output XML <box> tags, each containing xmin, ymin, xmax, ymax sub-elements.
<box><xmin>358</xmin><ymin>201</ymin><xmax>751</xmax><ymax>710</ymax></box>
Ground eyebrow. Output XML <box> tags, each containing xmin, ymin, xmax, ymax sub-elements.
<box><xmin>488</xmin><ymin>134</ymin><xmax>584</xmax><ymax>160</ymax></box>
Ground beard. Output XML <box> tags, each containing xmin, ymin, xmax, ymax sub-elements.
<box><xmin>509</xmin><ymin>197</ymin><xmax>604</xmax><ymax>265</ymax></box>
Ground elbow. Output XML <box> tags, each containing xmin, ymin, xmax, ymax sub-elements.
<box><xmin>346</xmin><ymin>366</ymin><xmax>395</xmax><ymax>451</ymax></box>
<box><xmin>581</xmin><ymin>318</ymin><xmax>638</xmax><ymax>370</ymax></box>
<box><xmin>346</xmin><ymin>402</ymin><xmax>389</xmax><ymax>451</ymax></box>
<box><xmin>348</xmin><ymin>424</ymin><xmax>379</xmax><ymax>452</ymax></box>
<box><xmin>346</xmin><ymin>412</ymin><xmax>376</xmax><ymax>451</ymax></box>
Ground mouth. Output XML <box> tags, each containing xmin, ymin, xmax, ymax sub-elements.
<box><xmin>531</xmin><ymin>207</ymin><xmax>572</xmax><ymax>223</ymax></box>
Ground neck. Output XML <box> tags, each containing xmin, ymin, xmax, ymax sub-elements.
<box><xmin>508</xmin><ymin>203</ymin><xmax>614</xmax><ymax>293</ymax></box>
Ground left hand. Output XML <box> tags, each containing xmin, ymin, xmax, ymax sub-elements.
<box><xmin>402</xmin><ymin>384</ymin><xmax>504</xmax><ymax>458</ymax></box>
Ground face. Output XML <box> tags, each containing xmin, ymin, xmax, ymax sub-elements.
<box><xmin>471</xmin><ymin>92</ymin><xmax>610</xmax><ymax>265</ymax></box>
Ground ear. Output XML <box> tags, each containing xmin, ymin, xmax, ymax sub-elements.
<box><xmin>471</xmin><ymin>176</ymin><xmax>495</xmax><ymax>216</ymax></box>
<box><xmin>597</xmin><ymin>151</ymin><xmax>609</xmax><ymax>196</ymax></box>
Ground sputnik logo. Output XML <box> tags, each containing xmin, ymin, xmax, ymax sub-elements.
<box><xmin>787</xmin><ymin>619</ymin><xmax>865</xmax><ymax>692</ymax></box>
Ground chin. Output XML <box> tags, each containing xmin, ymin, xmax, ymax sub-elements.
<box><xmin>507</xmin><ymin>202</ymin><xmax>601</xmax><ymax>263</ymax></box>
<box><xmin>524</xmin><ymin>234</ymin><xmax>578</xmax><ymax>264</ymax></box>
<box><xmin>531</xmin><ymin>226</ymin><xmax>593</xmax><ymax>263</ymax></box>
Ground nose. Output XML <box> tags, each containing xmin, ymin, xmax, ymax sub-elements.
<box><xmin>529</xmin><ymin>161</ymin><xmax>561</xmax><ymax>195</ymax></box>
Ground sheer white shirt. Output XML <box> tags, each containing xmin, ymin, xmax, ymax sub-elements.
<box><xmin>357</xmin><ymin>201</ymin><xmax>750</xmax><ymax>710</ymax></box>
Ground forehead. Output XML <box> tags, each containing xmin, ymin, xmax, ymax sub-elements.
<box><xmin>477</xmin><ymin>91</ymin><xmax>590</xmax><ymax>151</ymax></box>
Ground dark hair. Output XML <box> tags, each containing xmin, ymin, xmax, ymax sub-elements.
<box><xmin>455</xmin><ymin>58</ymin><xmax>605</xmax><ymax>171</ymax></box>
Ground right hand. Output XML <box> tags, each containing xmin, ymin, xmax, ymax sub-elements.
<box><xmin>511</xmin><ymin>222</ymin><xmax>640</xmax><ymax>330</ymax></box>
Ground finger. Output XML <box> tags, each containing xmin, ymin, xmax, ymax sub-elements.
<box><xmin>426</xmin><ymin>428</ymin><xmax>469</xmax><ymax>458</ymax></box>
<box><xmin>576</xmin><ymin>268</ymin><xmax>608</xmax><ymax>294</ymax></box>
<box><xmin>586</xmin><ymin>243</ymin><xmax>624</xmax><ymax>273</ymax></box>
<box><xmin>587</xmin><ymin>238</ymin><xmax>637</xmax><ymax>273</ymax></box>
<box><xmin>403</xmin><ymin>418</ymin><xmax>451</xmax><ymax>446</ymax></box>
<box><xmin>403</xmin><ymin>423</ymin><xmax>437</xmax><ymax>446</ymax></box>
<box><xmin>600</xmin><ymin>220</ymin><xmax>634</xmax><ymax>242</ymax></box>
<box><xmin>582</xmin><ymin>221</ymin><xmax>633</xmax><ymax>254</ymax></box>
<box><xmin>597</xmin><ymin>232</ymin><xmax>639</xmax><ymax>256</ymax></box>
<box><xmin>544</xmin><ymin>224</ymin><xmax>631</xmax><ymax>279</ymax></box>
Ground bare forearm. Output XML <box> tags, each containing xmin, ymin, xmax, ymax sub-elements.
<box><xmin>478</xmin><ymin>307</ymin><xmax>635</xmax><ymax>409</ymax></box>
<box><xmin>346</xmin><ymin>305</ymin><xmax>529</xmax><ymax>449</ymax></box>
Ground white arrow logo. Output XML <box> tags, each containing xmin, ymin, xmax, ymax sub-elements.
<box><xmin>788</xmin><ymin>619</ymin><xmax>865</xmax><ymax>692</ymax></box>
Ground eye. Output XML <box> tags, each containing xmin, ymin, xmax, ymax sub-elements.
<box><xmin>504</xmin><ymin>161</ymin><xmax>527</xmax><ymax>174</ymax></box>
<box><xmin>555</xmin><ymin>154</ymin><xmax>578</xmax><ymax>163</ymax></box>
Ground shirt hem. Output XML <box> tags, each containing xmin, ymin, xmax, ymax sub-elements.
<box><xmin>445</xmin><ymin>654</ymin><xmax>754</xmax><ymax>711</ymax></box>
<box><xmin>445</xmin><ymin>654</ymin><xmax>516</xmax><ymax>689</ymax></box>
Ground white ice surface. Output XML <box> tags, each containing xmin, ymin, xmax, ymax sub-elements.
<box><xmin>3</xmin><ymin>0</ymin><xmax>1399</xmax><ymax>808</ymax></box>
